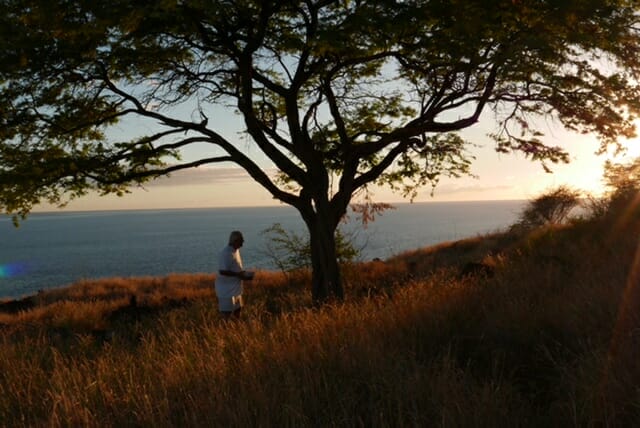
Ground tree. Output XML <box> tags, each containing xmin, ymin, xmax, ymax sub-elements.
<box><xmin>1</xmin><ymin>1</ymin><xmax>639</xmax><ymax>303</ymax></box>
<box><xmin>602</xmin><ymin>157</ymin><xmax>640</xmax><ymax>215</ymax></box>
<box><xmin>516</xmin><ymin>185</ymin><xmax>582</xmax><ymax>229</ymax></box>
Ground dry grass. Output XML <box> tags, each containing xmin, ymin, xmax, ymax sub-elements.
<box><xmin>0</xmin><ymin>214</ymin><xmax>639</xmax><ymax>427</ymax></box>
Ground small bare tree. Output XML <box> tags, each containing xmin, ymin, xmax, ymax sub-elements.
<box><xmin>261</xmin><ymin>223</ymin><xmax>361</xmax><ymax>274</ymax></box>
<box><xmin>516</xmin><ymin>186</ymin><xmax>582</xmax><ymax>229</ymax></box>
<box><xmin>602</xmin><ymin>158</ymin><xmax>640</xmax><ymax>216</ymax></box>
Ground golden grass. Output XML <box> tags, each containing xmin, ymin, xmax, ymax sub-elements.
<box><xmin>0</xmin><ymin>214</ymin><xmax>639</xmax><ymax>426</ymax></box>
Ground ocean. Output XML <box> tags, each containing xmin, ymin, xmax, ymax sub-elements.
<box><xmin>0</xmin><ymin>200</ymin><xmax>525</xmax><ymax>299</ymax></box>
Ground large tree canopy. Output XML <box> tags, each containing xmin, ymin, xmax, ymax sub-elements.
<box><xmin>1</xmin><ymin>0</ymin><xmax>640</xmax><ymax>301</ymax></box>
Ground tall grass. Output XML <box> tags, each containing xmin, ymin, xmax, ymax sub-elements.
<box><xmin>0</xmin><ymin>214</ymin><xmax>639</xmax><ymax>426</ymax></box>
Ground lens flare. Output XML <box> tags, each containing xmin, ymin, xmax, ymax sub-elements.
<box><xmin>0</xmin><ymin>263</ymin><xmax>27</xmax><ymax>278</ymax></box>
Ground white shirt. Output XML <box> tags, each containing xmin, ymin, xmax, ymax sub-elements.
<box><xmin>215</xmin><ymin>245</ymin><xmax>243</xmax><ymax>311</ymax></box>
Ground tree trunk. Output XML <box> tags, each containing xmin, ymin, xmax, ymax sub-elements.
<box><xmin>307</xmin><ymin>213</ymin><xmax>344</xmax><ymax>304</ymax></box>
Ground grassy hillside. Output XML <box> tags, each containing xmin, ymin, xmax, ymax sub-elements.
<box><xmin>1</xmin><ymin>212</ymin><xmax>639</xmax><ymax>427</ymax></box>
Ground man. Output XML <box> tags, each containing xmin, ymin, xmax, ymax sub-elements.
<box><xmin>215</xmin><ymin>230</ymin><xmax>253</xmax><ymax>318</ymax></box>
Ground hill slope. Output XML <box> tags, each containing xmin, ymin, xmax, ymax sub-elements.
<box><xmin>0</xmin><ymin>213</ymin><xmax>639</xmax><ymax>426</ymax></box>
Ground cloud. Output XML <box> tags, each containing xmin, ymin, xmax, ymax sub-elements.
<box><xmin>431</xmin><ymin>183</ymin><xmax>513</xmax><ymax>195</ymax></box>
<box><xmin>146</xmin><ymin>167</ymin><xmax>277</xmax><ymax>187</ymax></box>
<box><xmin>146</xmin><ymin>167</ymin><xmax>514</xmax><ymax>201</ymax></box>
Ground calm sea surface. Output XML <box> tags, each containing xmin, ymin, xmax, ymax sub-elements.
<box><xmin>0</xmin><ymin>200</ymin><xmax>525</xmax><ymax>299</ymax></box>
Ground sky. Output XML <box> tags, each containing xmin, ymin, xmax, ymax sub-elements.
<box><xmin>32</xmin><ymin>103</ymin><xmax>640</xmax><ymax>213</ymax></box>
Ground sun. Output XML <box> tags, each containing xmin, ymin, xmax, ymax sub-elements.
<box><xmin>581</xmin><ymin>131</ymin><xmax>640</xmax><ymax>198</ymax></box>
<box><xmin>611</xmin><ymin>119</ymin><xmax>640</xmax><ymax>158</ymax></box>
<box><xmin>617</xmin><ymin>137</ymin><xmax>640</xmax><ymax>160</ymax></box>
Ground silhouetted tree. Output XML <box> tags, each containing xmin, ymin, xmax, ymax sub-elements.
<box><xmin>2</xmin><ymin>1</ymin><xmax>640</xmax><ymax>302</ymax></box>
<box><xmin>602</xmin><ymin>157</ymin><xmax>640</xmax><ymax>215</ymax></box>
<box><xmin>517</xmin><ymin>185</ymin><xmax>582</xmax><ymax>228</ymax></box>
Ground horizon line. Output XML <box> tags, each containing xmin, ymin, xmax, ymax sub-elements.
<box><xmin>17</xmin><ymin>198</ymin><xmax>529</xmax><ymax>217</ymax></box>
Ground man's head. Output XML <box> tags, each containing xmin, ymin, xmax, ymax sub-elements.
<box><xmin>228</xmin><ymin>230</ymin><xmax>244</xmax><ymax>249</ymax></box>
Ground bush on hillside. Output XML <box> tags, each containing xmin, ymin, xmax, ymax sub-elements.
<box><xmin>580</xmin><ymin>157</ymin><xmax>640</xmax><ymax>221</ymax></box>
<box><xmin>602</xmin><ymin>157</ymin><xmax>640</xmax><ymax>216</ymax></box>
<box><xmin>582</xmin><ymin>193</ymin><xmax>609</xmax><ymax>220</ymax></box>
<box><xmin>514</xmin><ymin>185</ymin><xmax>582</xmax><ymax>229</ymax></box>
<box><xmin>260</xmin><ymin>223</ymin><xmax>361</xmax><ymax>273</ymax></box>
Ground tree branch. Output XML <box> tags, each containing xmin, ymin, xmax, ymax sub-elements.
<box><xmin>352</xmin><ymin>140</ymin><xmax>412</xmax><ymax>190</ymax></box>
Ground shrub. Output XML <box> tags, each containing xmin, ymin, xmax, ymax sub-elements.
<box><xmin>260</xmin><ymin>223</ymin><xmax>361</xmax><ymax>273</ymax></box>
<box><xmin>601</xmin><ymin>157</ymin><xmax>640</xmax><ymax>216</ymax></box>
<box><xmin>515</xmin><ymin>185</ymin><xmax>582</xmax><ymax>229</ymax></box>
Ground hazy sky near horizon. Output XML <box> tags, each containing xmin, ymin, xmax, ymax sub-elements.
<box><xmin>33</xmin><ymin>104</ymin><xmax>640</xmax><ymax>213</ymax></box>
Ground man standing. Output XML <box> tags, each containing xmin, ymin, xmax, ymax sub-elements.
<box><xmin>215</xmin><ymin>230</ymin><xmax>253</xmax><ymax>318</ymax></box>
